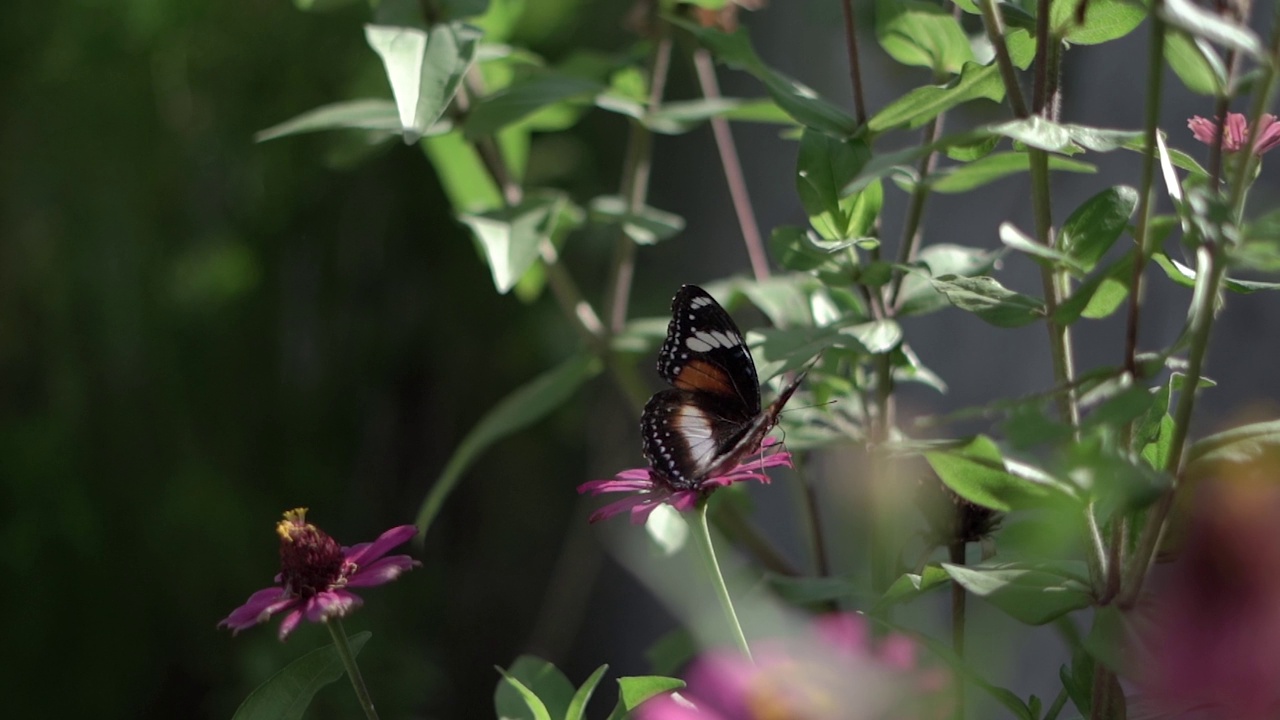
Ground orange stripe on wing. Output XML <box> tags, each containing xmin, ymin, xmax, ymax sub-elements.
<box><xmin>673</xmin><ymin>358</ymin><xmax>736</xmax><ymax>397</ymax></box>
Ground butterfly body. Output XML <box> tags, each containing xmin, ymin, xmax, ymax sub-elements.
<box><xmin>641</xmin><ymin>285</ymin><xmax>807</xmax><ymax>490</ymax></box>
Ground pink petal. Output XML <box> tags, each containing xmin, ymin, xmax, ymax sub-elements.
<box><xmin>344</xmin><ymin>525</ymin><xmax>416</xmax><ymax>566</ymax></box>
<box><xmin>579</xmin><ymin>476</ymin><xmax>657</xmax><ymax>495</ymax></box>
<box><xmin>589</xmin><ymin>495</ymin><xmax>653</xmax><ymax>523</ymax></box>
<box><xmin>1188</xmin><ymin>116</ymin><xmax>1222</xmax><ymax>147</ymax></box>
<box><xmin>346</xmin><ymin>554</ymin><xmax>421</xmax><ymax>587</ymax></box>
<box><xmin>637</xmin><ymin>692</ymin><xmax>723</xmax><ymax>720</ymax></box>
<box><xmin>1225</xmin><ymin>113</ymin><xmax>1249</xmax><ymax>150</ymax></box>
<box><xmin>219</xmin><ymin>587</ymin><xmax>296</xmax><ymax>633</ymax></box>
<box><xmin>277</xmin><ymin>608</ymin><xmax>305</xmax><ymax>641</ymax></box>
<box><xmin>305</xmin><ymin>590</ymin><xmax>362</xmax><ymax>623</ymax></box>
<box><xmin>1253</xmin><ymin>114</ymin><xmax>1280</xmax><ymax>154</ymax></box>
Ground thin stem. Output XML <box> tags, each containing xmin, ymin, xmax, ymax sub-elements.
<box><xmin>1122</xmin><ymin>7</ymin><xmax>1168</xmax><ymax>378</ymax></box>
<box><xmin>694</xmin><ymin>501</ymin><xmax>753</xmax><ymax>660</ymax></box>
<box><xmin>693</xmin><ymin>48</ymin><xmax>770</xmax><ymax>282</ymax></box>
<box><xmin>1083</xmin><ymin>502</ymin><xmax>1108</xmax><ymax>595</ymax></box>
<box><xmin>978</xmin><ymin>0</ymin><xmax>1030</xmax><ymax>118</ymax></box>
<box><xmin>948</xmin><ymin>539</ymin><xmax>967</xmax><ymax>720</ymax></box>
<box><xmin>326</xmin><ymin>619</ymin><xmax>380</xmax><ymax>720</ymax></box>
<box><xmin>1088</xmin><ymin>661</ymin><xmax>1114</xmax><ymax>720</ymax></box>
<box><xmin>839</xmin><ymin>0</ymin><xmax>869</xmax><ymax>124</ymax></box>
<box><xmin>607</xmin><ymin>30</ymin><xmax>673</xmax><ymax>332</ymax></box>
<box><xmin>888</xmin><ymin>112</ymin><xmax>946</xmax><ymax>308</ymax></box>
<box><xmin>1043</xmin><ymin>688</ymin><xmax>1071</xmax><ymax>720</ymax></box>
<box><xmin>1120</xmin><ymin>245</ymin><xmax>1225</xmax><ymax>607</ymax></box>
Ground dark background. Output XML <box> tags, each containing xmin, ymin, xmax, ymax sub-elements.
<box><xmin>4</xmin><ymin>0</ymin><xmax>1278</xmax><ymax>718</ymax></box>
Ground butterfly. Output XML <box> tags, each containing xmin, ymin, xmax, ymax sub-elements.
<box><xmin>641</xmin><ymin>284</ymin><xmax>809</xmax><ymax>490</ymax></box>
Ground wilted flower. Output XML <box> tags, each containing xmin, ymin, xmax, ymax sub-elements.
<box><xmin>1132</xmin><ymin>473</ymin><xmax>1280</xmax><ymax>719</ymax></box>
<box><xmin>1187</xmin><ymin>113</ymin><xmax>1280</xmax><ymax>155</ymax></box>
<box><xmin>577</xmin><ymin>439</ymin><xmax>790</xmax><ymax>524</ymax></box>
<box><xmin>916</xmin><ymin>473</ymin><xmax>1002</xmax><ymax>549</ymax></box>
<box><xmin>219</xmin><ymin>508</ymin><xmax>420</xmax><ymax>640</ymax></box>
<box><xmin>638</xmin><ymin>613</ymin><xmax>953</xmax><ymax>720</ymax></box>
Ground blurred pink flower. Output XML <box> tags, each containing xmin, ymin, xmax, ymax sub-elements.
<box><xmin>219</xmin><ymin>508</ymin><xmax>420</xmax><ymax>640</ymax></box>
<box><xmin>1133</xmin><ymin>475</ymin><xmax>1280</xmax><ymax>719</ymax></box>
<box><xmin>637</xmin><ymin>614</ymin><xmax>953</xmax><ymax>720</ymax></box>
<box><xmin>1187</xmin><ymin>113</ymin><xmax>1280</xmax><ymax>155</ymax></box>
<box><xmin>577</xmin><ymin>439</ymin><xmax>790</xmax><ymax>524</ymax></box>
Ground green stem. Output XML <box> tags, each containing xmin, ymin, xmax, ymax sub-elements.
<box><xmin>949</xmin><ymin>540</ymin><xmax>966</xmax><ymax>720</ymax></box>
<box><xmin>693</xmin><ymin>501</ymin><xmax>753</xmax><ymax>660</ymax></box>
<box><xmin>326</xmin><ymin>619</ymin><xmax>380</xmax><ymax>720</ymax></box>
<box><xmin>1120</xmin><ymin>244</ymin><xmax>1225</xmax><ymax>607</ymax></box>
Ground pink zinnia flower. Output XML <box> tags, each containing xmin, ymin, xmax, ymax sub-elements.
<box><xmin>1188</xmin><ymin>113</ymin><xmax>1280</xmax><ymax>155</ymax></box>
<box><xmin>219</xmin><ymin>508</ymin><xmax>420</xmax><ymax>640</ymax></box>
<box><xmin>638</xmin><ymin>613</ymin><xmax>954</xmax><ymax>720</ymax></box>
<box><xmin>578</xmin><ymin>439</ymin><xmax>791</xmax><ymax>524</ymax></box>
<box><xmin>1131</xmin><ymin>473</ymin><xmax>1280</xmax><ymax>720</ymax></box>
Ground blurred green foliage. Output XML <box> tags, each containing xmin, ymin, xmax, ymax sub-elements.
<box><xmin>0</xmin><ymin>0</ymin><xmax>635</xmax><ymax>716</ymax></box>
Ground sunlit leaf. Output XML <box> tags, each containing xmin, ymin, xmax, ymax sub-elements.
<box><xmin>930</xmin><ymin>275</ymin><xmax>1045</xmax><ymax>327</ymax></box>
<box><xmin>1061</xmin><ymin>186</ymin><xmax>1138</xmax><ymax>271</ymax></box>
<box><xmin>1049</xmin><ymin>0</ymin><xmax>1145</xmax><ymax>45</ymax></box>
<box><xmin>925</xmin><ymin>436</ymin><xmax>1070</xmax><ymax>511</ymax></box>
<box><xmin>365</xmin><ymin>22</ymin><xmax>482</xmax><ymax>142</ymax></box>
<box><xmin>464</xmin><ymin>71</ymin><xmax>602</xmax><ymax>139</ymax></box>
<box><xmin>1165</xmin><ymin>30</ymin><xmax>1227</xmax><ymax>96</ymax></box>
<box><xmin>796</xmin><ymin>130</ymin><xmax>874</xmax><ymax>240</ymax></box>
<box><xmin>588</xmin><ymin>195</ymin><xmax>685</xmax><ymax>245</ymax></box>
<box><xmin>565</xmin><ymin>665</ymin><xmax>609</xmax><ymax>720</ymax></box>
<box><xmin>1160</xmin><ymin>0</ymin><xmax>1266</xmax><ymax>61</ymax></box>
<box><xmin>255</xmin><ymin>99</ymin><xmax>410</xmax><ymax>142</ymax></box>
<box><xmin>460</xmin><ymin>193</ymin><xmax>579</xmax><ymax>293</ymax></box>
<box><xmin>944</xmin><ymin>561</ymin><xmax>1094</xmax><ymax>624</ymax></box>
<box><xmin>875</xmin><ymin>0</ymin><xmax>974</xmax><ymax>73</ymax></box>
<box><xmin>869</xmin><ymin>29</ymin><xmax>1034</xmax><ymax>131</ymax></box>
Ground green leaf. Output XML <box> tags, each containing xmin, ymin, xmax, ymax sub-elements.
<box><xmin>770</xmin><ymin>226</ymin><xmax>856</xmax><ymax>272</ymax></box>
<box><xmin>930</xmin><ymin>275</ymin><xmax>1045</xmax><ymax>327</ymax></box>
<box><xmin>422</xmin><ymin>131</ymin><xmax>504</xmax><ymax>213</ymax></box>
<box><xmin>495</xmin><ymin>656</ymin><xmax>575</xmax><ymax>720</ymax></box>
<box><xmin>565</xmin><ymin>665</ymin><xmax>609</xmax><ymax>720</ymax></box>
<box><xmin>1049</xmin><ymin>0</ymin><xmax>1145</xmax><ymax>45</ymax></box>
<box><xmin>896</xmin><ymin>244</ymin><xmax>1000</xmax><ymax>317</ymax></box>
<box><xmin>927</xmin><ymin>152</ymin><xmax>1095</xmax><ymax>194</ymax></box>
<box><xmin>611</xmin><ymin>676</ymin><xmax>685</xmax><ymax>717</ymax></box>
<box><xmin>869</xmin><ymin>29</ymin><xmax>1034</xmax><ymax>131</ymax></box>
<box><xmin>642</xmin><ymin>97</ymin><xmax>792</xmax><ymax>134</ymax></box>
<box><xmin>796</xmin><ymin>130</ymin><xmax>874</xmax><ymax>240</ymax></box>
<box><xmin>588</xmin><ymin>195</ymin><xmax>685</xmax><ymax>245</ymax></box>
<box><xmin>670</xmin><ymin>19</ymin><xmax>858</xmax><ymax>136</ymax></box>
<box><xmin>464</xmin><ymin>71</ymin><xmax>602</xmax><ymax>139</ymax></box>
<box><xmin>1060</xmin><ymin>186</ymin><xmax>1138</xmax><ymax>271</ymax></box>
<box><xmin>873</xmin><ymin>565</ymin><xmax>951</xmax><ymax>613</ymax></box>
<box><xmin>1184</xmin><ymin>419</ymin><xmax>1280</xmax><ymax>481</ymax></box>
<box><xmin>1165</xmin><ymin>30</ymin><xmax>1227</xmax><ymax>96</ymax></box>
<box><xmin>925</xmin><ymin>436</ymin><xmax>1068</xmax><ymax>511</ymax></box>
<box><xmin>294</xmin><ymin>0</ymin><xmax>362</xmax><ymax>11</ymax></box>
<box><xmin>415</xmin><ymin>354</ymin><xmax>602</xmax><ymax>533</ymax></box>
<box><xmin>365</xmin><ymin>22</ymin><xmax>482</xmax><ymax>142</ymax></box>
<box><xmin>1160</xmin><ymin>0</ymin><xmax>1266</xmax><ymax>61</ymax></box>
<box><xmin>897</xmin><ymin>627</ymin><xmax>1036</xmax><ymax>720</ymax></box>
<box><xmin>1054</xmin><ymin>251</ymin><xmax>1134</xmax><ymax>324</ymax></box>
<box><xmin>1152</xmin><ymin>250</ymin><xmax>1280</xmax><ymax>295</ymax></box>
<box><xmin>460</xmin><ymin>193</ymin><xmax>578</xmax><ymax>293</ymax></box>
<box><xmin>999</xmin><ymin>223</ymin><xmax>1085</xmax><ymax>272</ymax></box>
<box><xmin>988</xmin><ymin>116</ymin><xmax>1144</xmax><ymax>154</ymax></box>
<box><xmin>255</xmin><ymin>99</ymin><xmax>409</xmax><ymax>142</ymax></box>
<box><xmin>944</xmin><ymin>561</ymin><xmax>1094</xmax><ymax>624</ymax></box>
<box><xmin>496</xmin><ymin>671</ymin><xmax>554</xmax><ymax>720</ymax></box>
<box><xmin>875</xmin><ymin>0</ymin><xmax>974</xmax><ymax>73</ymax></box>
<box><xmin>232</xmin><ymin>632</ymin><xmax>371</xmax><ymax>720</ymax></box>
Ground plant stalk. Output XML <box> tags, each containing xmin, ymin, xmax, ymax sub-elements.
<box><xmin>694</xmin><ymin>501</ymin><xmax>753</xmax><ymax>660</ymax></box>
<box><xmin>326</xmin><ymin>619</ymin><xmax>380</xmax><ymax>720</ymax></box>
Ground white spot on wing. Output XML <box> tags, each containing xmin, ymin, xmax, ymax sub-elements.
<box><xmin>686</xmin><ymin>336</ymin><xmax>714</xmax><ymax>352</ymax></box>
<box><xmin>690</xmin><ymin>296</ymin><xmax>713</xmax><ymax>308</ymax></box>
<box><xmin>674</xmin><ymin>405</ymin><xmax>719</xmax><ymax>475</ymax></box>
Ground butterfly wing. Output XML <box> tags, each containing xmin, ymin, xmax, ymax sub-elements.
<box><xmin>656</xmin><ymin>285</ymin><xmax>761</xmax><ymax>417</ymax></box>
